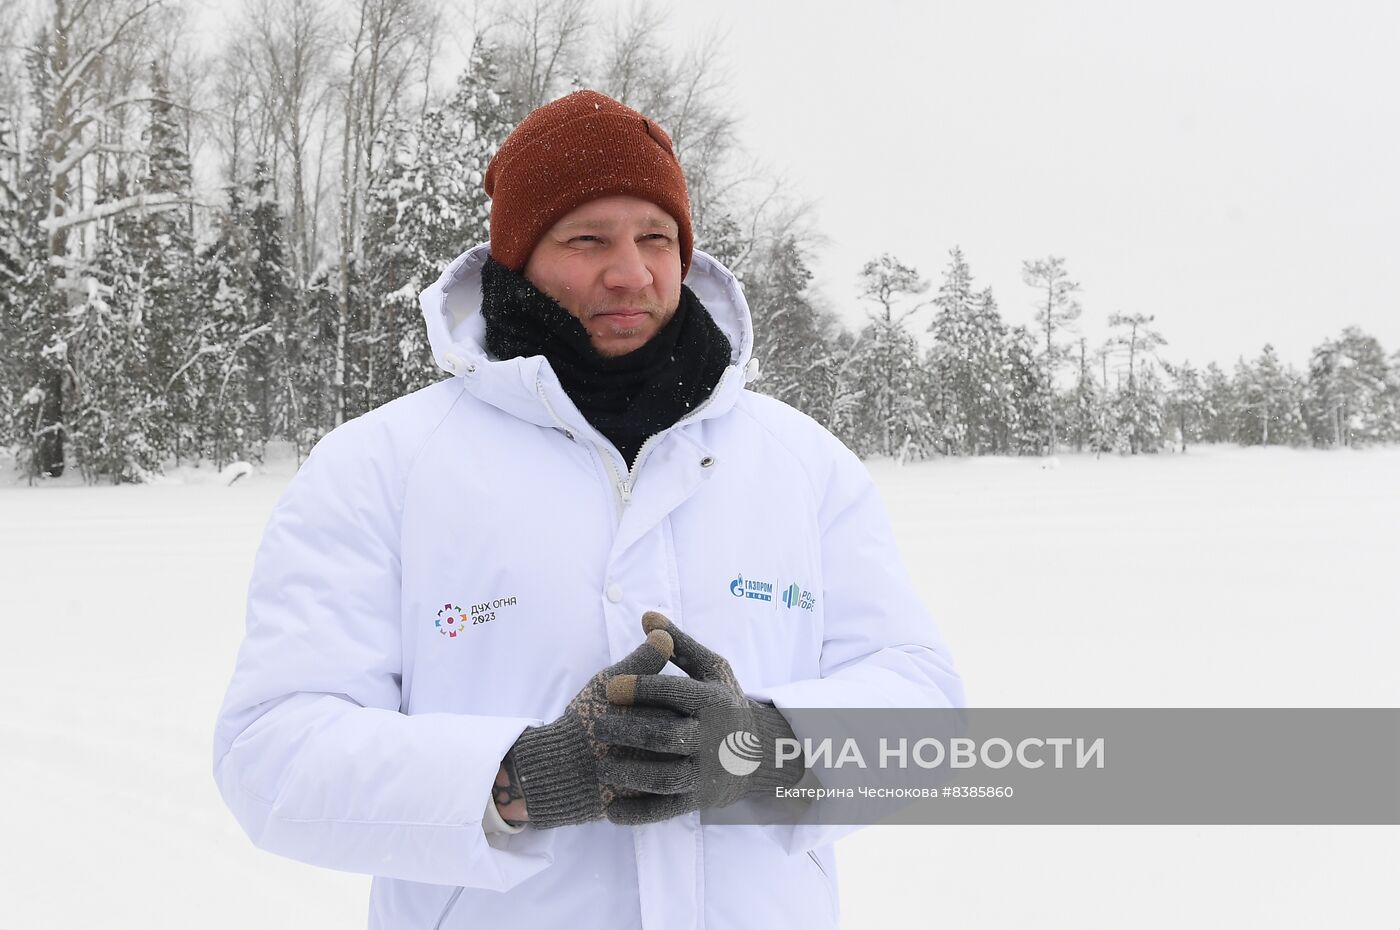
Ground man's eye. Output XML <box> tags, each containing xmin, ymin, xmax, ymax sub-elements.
<box><xmin>643</xmin><ymin>233</ymin><xmax>672</xmax><ymax>242</ymax></box>
<box><xmin>570</xmin><ymin>235</ymin><xmax>602</xmax><ymax>244</ymax></box>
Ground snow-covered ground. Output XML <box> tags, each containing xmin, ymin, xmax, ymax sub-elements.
<box><xmin>2</xmin><ymin>444</ymin><xmax>1397</xmax><ymax>928</ymax></box>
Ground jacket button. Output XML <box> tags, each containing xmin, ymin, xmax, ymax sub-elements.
<box><xmin>606</xmin><ymin>584</ymin><xmax>623</xmax><ymax>603</ymax></box>
<box><xmin>699</xmin><ymin>456</ymin><xmax>715</xmax><ymax>468</ymax></box>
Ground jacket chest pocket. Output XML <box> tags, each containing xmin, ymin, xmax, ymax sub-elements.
<box><xmin>665</xmin><ymin>495</ymin><xmax>826</xmax><ymax>689</ymax></box>
<box><xmin>400</xmin><ymin>464</ymin><xmax>616</xmax><ymax>715</ymax></box>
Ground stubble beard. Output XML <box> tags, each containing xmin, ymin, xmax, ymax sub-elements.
<box><xmin>583</xmin><ymin>299</ymin><xmax>677</xmax><ymax>356</ymax></box>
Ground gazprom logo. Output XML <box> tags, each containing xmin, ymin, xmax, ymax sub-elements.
<box><xmin>729</xmin><ymin>573</ymin><xmax>773</xmax><ymax>602</ymax></box>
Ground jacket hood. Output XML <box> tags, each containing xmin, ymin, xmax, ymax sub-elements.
<box><xmin>418</xmin><ymin>243</ymin><xmax>759</xmax><ymax>434</ymax></box>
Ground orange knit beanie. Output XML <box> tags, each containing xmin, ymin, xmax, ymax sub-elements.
<box><xmin>484</xmin><ymin>90</ymin><xmax>694</xmax><ymax>277</ymax></box>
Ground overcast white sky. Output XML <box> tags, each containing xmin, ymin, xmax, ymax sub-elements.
<box><xmin>607</xmin><ymin>0</ymin><xmax>1400</xmax><ymax>372</ymax></box>
<box><xmin>195</xmin><ymin>0</ymin><xmax>1400</xmax><ymax>373</ymax></box>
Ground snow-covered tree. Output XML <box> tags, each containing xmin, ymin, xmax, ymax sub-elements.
<box><xmin>1021</xmin><ymin>255</ymin><xmax>1082</xmax><ymax>453</ymax></box>
<box><xmin>1383</xmin><ymin>349</ymin><xmax>1400</xmax><ymax>443</ymax></box>
<box><xmin>1065</xmin><ymin>337</ymin><xmax>1109</xmax><ymax>454</ymax></box>
<box><xmin>331</xmin><ymin>0</ymin><xmax>437</xmax><ymax>426</ymax></box>
<box><xmin>843</xmin><ymin>254</ymin><xmax>932</xmax><ymax>460</ymax></box>
<box><xmin>191</xmin><ymin>183</ymin><xmax>272</xmax><ymax>468</ymax></box>
<box><xmin>1199</xmin><ymin>361</ymin><xmax>1235</xmax><ymax>444</ymax></box>
<box><xmin>1235</xmin><ymin>344</ymin><xmax>1306</xmax><ymax>446</ymax></box>
<box><xmin>66</xmin><ymin>170</ymin><xmax>165</xmax><ymax>482</ymax></box>
<box><xmin>926</xmin><ymin>249</ymin><xmax>1013</xmax><ymax>455</ymax></box>
<box><xmin>1107</xmin><ymin>358</ymin><xmax>1167</xmax><ymax>454</ymax></box>
<box><xmin>14</xmin><ymin>0</ymin><xmax>175</xmax><ymax>478</ymax></box>
<box><xmin>1303</xmin><ymin>327</ymin><xmax>1391</xmax><ymax>447</ymax></box>
<box><xmin>135</xmin><ymin>62</ymin><xmax>199</xmax><ymax>464</ymax></box>
<box><xmin>924</xmin><ymin>247</ymin><xmax>975</xmax><ymax>454</ymax></box>
<box><xmin>1001</xmin><ymin>324</ymin><xmax>1050</xmax><ymax>454</ymax></box>
<box><xmin>1106</xmin><ymin>312</ymin><xmax>1167</xmax><ymax>454</ymax></box>
<box><xmin>360</xmin><ymin>41</ymin><xmax>512</xmax><ymax>408</ymax></box>
<box><xmin>744</xmin><ymin>235</ymin><xmax>839</xmax><ymax>423</ymax></box>
<box><xmin>246</xmin><ymin>159</ymin><xmax>297</xmax><ymax>449</ymax></box>
<box><xmin>0</xmin><ymin>106</ymin><xmax>24</xmax><ymax>450</ymax></box>
<box><xmin>1162</xmin><ymin>359</ymin><xmax>1206</xmax><ymax>451</ymax></box>
<box><xmin>592</xmin><ymin>4</ymin><xmax>737</xmax><ymax>229</ymax></box>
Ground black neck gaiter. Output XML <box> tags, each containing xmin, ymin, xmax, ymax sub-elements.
<box><xmin>480</xmin><ymin>256</ymin><xmax>733</xmax><ymax>470</ymax></box>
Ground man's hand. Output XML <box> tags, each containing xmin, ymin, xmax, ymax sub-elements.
<box><xmin>597</xmin><ymin>611</ymin><xmax>804</xmax><ymax>825</ymax></box>
<box><xmin>506</xmin><ymin>628</ymin><xmax>675</xmax><ymax>829</ymax></box>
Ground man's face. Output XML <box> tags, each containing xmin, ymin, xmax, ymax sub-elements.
<box><xmin>523</xmin><ymin>195</ymin><xmax>683</xmax><ymax>357</ymax></box>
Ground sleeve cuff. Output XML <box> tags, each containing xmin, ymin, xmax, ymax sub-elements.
<box><xmin>482</xmin><ymin>794</ymin><xmax>526</xmax><ymax>836</ymax></box>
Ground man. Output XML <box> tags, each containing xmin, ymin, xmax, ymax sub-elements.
<box><xmin>213</xmin><ymin>90</ymin><xmax>963</xmax><ymax>930</ymax></box>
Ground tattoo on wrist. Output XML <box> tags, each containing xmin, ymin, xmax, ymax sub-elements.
<box><xmin>495</xmin><ymin>751</ymin><xmax>526</xmax><ymax>824</ymax></box>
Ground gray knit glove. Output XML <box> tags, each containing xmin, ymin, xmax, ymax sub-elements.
<box><xmin>597</xmin><ymin>611</ymin><xmax>805</xmax><ymax>825</ymax></box>
<box><xmin>507</xmin><ymin>628</ymin><xmax>675</xmax><ymax>829</ymax></box>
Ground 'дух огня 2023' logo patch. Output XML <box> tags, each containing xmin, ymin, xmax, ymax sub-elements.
<box><xmin>435</xmin><ymin>595</ymin><xmax>519</xmax><ymax>637</ymax></box>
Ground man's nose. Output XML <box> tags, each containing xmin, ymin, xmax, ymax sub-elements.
<box><xmin>602</xmin><ymin>241</ymin><xmax>653</xmax><ymax>290</ymax></box>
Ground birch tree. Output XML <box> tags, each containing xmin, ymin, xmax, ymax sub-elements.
<box><xmin>493</xmin><ymin>0</ymin><xmax>590</xmax><ymax>122</ymax></box>
<box><xmin>238</xmin><ymin>0</ymin><xmax>335</xmax><ymax>283</ymax></box>
<box><xmin>330</xmin><ymin>0</ymin><xmax>436</xmax><ymax>424</ymax></box>
<box><xmin>594</xmin><ymin>6</ymin><xmax>736</xmax><ymax>228</ymax></box>
<box><xmin>17</xmin><ymin>0</ymin><xmax>176</xmax><ymax>478</ymax></box>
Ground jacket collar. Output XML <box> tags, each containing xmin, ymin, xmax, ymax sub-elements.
<box><xmin>418</xmin><ymin>243</ymin><xmax>759</xmax><ymax>437</ymax></box>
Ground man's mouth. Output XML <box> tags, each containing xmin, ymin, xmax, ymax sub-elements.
<box><xmin>596</xmin><ymin>310</ymin><xmax>649</xmax><ymax>327</ymax></box>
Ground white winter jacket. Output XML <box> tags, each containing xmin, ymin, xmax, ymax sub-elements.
<box><xmin>212</xmin><ymin>243</ymin><xmax>964</xmax><ymax>930</ymax></box>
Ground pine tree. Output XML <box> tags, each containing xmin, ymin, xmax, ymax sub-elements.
<box><xmin>1001</xmin><ymin>324</ymin><xmax>1050</xmax><ymax>454</ymax></box>
<box><xmin>1303</xmin><ymin>327</ymin><xmax>1391</xmax><ymax>447</ymax></box>
<box><xmin>692</xmin><ymin>210</ymin><xmax>747</xmax><ymax>278</ymax></box>
<box><xmin>969</xmin><ymin>287</ymin><xmax>1017</xmax><ymax>455</ymax></box>
<box><xmin>926</xmin><ymin>251</ymin><xmax>1015</xmax><ymax>455</ymax></box>
<box><xmin>745</xmin><ymin>235</ymin><xmax>838</xmax><ymax>422</ymax></box>
<box><xmin>136</xmin><ymin>62</ymin><xmax>199</xmax><ymax>466</ymax></box>
<box><xmin>925</xmin><ymin>247</ymin><xmax>976</xmax><ymax>454</ymax></box>
<box><xmin>1161</xmin><ymin>360</ymin><xmax>1205</xmax><ymax>451</ymax></box>
<box><xmin>0</xmin><ymin>107</ymin><xmax>23</xmax><ymax>452</ymax></box>
<box><xmin>246</xmin><ymin>160</ymin><xmax>297</xmax><ymax>451</ymax></box>
<box><xmin>1200</xmin><ymin>361</ymin><xmax>1235</xmax><ymax>444</ymax></box>
<box><xmin>1235</xmin><ymin>345</ymin><xmax>1306</xmax><ymax>446</ymax></box>
<box><xmin>1108</xmin><ymin>358</ymin><xmax>1167</xmax><ymax>454</ymax></box>
<box><xmin>1021</xmin><ymin>255</ymin><xmax>1082</xmax><ymax>453</ymax></box>
<box><xmin>846</xmin><ymin>254</ymin><xmax>933</xmax><ymax>460</ymax></box>
<box><xmin>1065</xmin><ymin>337</ymin><xmax>1103</xmax><ymax>453</ymax></box>
<box><xmin>192</xmin><ymin>183</ymin><xmax>271</xmax><ymax>468</ymax></box>
<box><xmin>66</xmin><ymin>170</ymin><xmax>165</xmax><ymax>482</ymax></box>
<box><xmin>1383</xmin><ymin>349</ymin><xmax>1400</xmax><ymax>442</ymax></box>
<box><xmin>1106</xmin><ymin>312</ymin><xmax>1167</xmax><ymax>454</ymax></box>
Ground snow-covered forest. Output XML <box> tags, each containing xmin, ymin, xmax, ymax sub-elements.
<box><xmin>1</xmin><ymin>0</ymin><xmax>1397</xmax><ymax>485</ymax></box>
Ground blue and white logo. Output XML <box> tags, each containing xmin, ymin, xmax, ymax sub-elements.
<box><xmin>729</xmin><ymin>573</ymin><xmax>774</xmax><ymax>602</ymax></box>
<box><xmin>781</xmin><ymin>583</ymin><xmax>816</xmax><ymax>611</ymax></box>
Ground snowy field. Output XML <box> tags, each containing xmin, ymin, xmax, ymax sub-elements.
<box><xmin>1</xmin><ymin>443</ymin><xmax>1397</xmax><ymax>929</ymax></box>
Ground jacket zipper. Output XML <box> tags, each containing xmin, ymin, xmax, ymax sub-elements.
<box><xmin>432</xmin><ymin>886</ymin><xmax>463</xmax><ymax>930</ymax></box>
<box><xmin>535</xmin><ymin>370</ymin><xmax>730</xmax><ymax>512</ymax></box>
